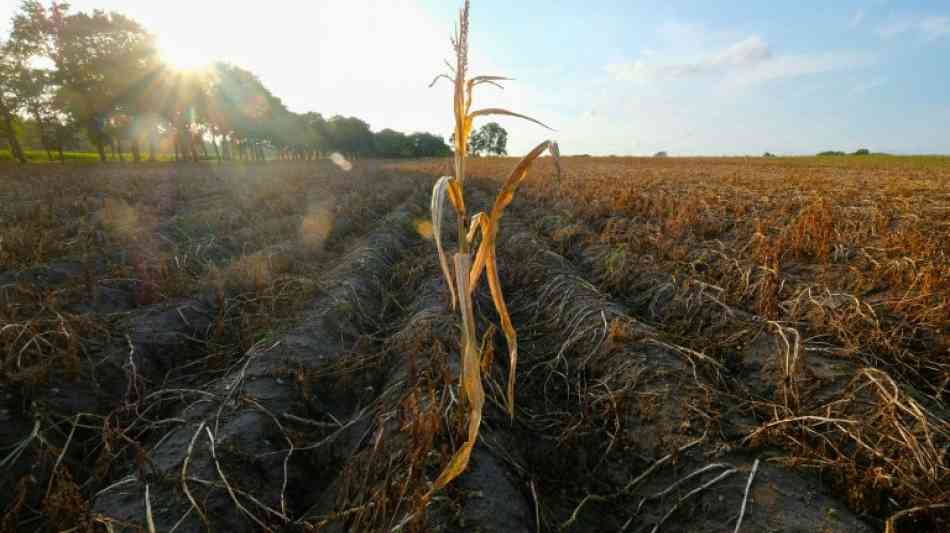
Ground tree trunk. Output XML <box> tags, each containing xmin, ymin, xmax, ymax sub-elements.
<box><xmin>30</xmin><ymin>109</ymin><xmax>53</xmax><ymax>163</ymax></box>
<box><xmin>96</xmin><ymin>141</ymin><xmax>107</xmax><ymax>163</ymax></box>
<box><xmin>2</xmin><ymin>111</ymin><xmax>28</xmax><ymax>164</ymax></box>
<box><xmin>57</xmin><ymin>145</ymin><xmax>65</xmax><ymax>163</ymax></box>
<box><xmin>86</xmin><ymin>116</ymin><xmax>108</xmax><ymax>162</ymax></box>
<box><xmin>211</xmin><ymin>135</ymin><xmax>221</xmax><ymax>161</ymax></box>
<box><xmin>116</xmin><ymin>139</ymin><xmax>124</xmax><ymax>162</ymax></box>
<box><xmin>148</xmin><ymin>127</ymin><xmax>157</xmax><ymax>162</ymax></box>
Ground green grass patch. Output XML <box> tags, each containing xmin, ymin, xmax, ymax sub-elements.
<box><xmin>0</xmin><ymin>149</ymin><xmax>188</xmax><ymax>163</ymax></box>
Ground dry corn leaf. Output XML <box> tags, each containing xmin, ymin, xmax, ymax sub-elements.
<box><xmin>470</xmin><ymin>75</ymin><xmax>511</xmax><ymax>83</ymax></box>
<box><xmin>493</xmin><ymin>140</ymin><xmax>560</xmax><ymax>216</ymax></box>
<box><xmin>485</xmin><ymin>246</ymin><xmax>518</xmax><ymax>416</ymax></box>
<box><xmin>467</xmin><ymin>140</ymin><xmax>560</xmax><ymax>416</ymax></box>
<box><xmin>468</xmin><ymin>75</ymin><xmax>511</xmax><ymax>92</ymax></box>
<box><xmin>447</xmin><ymin>179</ymin><xmax>465</xmax><ymax>213</ymax></box>
<box><xmin>469</xmin><ymin>217</ymin><xmax>491</xmax><ymax>291</ymax></box>
<box><xmin>428</xmin><ymin>73</ymin><xmax>454</xmax><ymax>88</ymax></box>
<box><xmin>431</xmin><ymin>177</ymin><xmax>457</xmax><ymax>310</ymax></box>
<box><xmin>427</xmin><ymin>253</ymin><xmax>484</xmax><ymax>495</ymax></box>
<box><xmin>466</xmin><ymin>212</ymin><xmax>487</xmax><ymax>248</ymax></box>
<box><xmin>468</xmin><ymin>108</ymin><xmax>554</xmax><ymax>131</ymax></box>
<box><xmin>469</xmin><ymin>140</ymin><xmax>560</xmax><ymax>287</ymax></box>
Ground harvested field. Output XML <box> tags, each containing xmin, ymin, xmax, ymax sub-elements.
<box><xmin>395</xmin><ymin>155</ymin><xmax>950</xmax><ymax>532</ymax></box>
<box><xmin>2</xmin><ymin>156</ymin><xmax>949</xmax><ymax>532</ymax></box>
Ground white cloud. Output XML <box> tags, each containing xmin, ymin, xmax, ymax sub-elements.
<box><xmin>606</xmin><ymin>34</ymin><xmax>865</xmax><ymax>87</ymax></box>
<box><xmin>878</xmin><ymin>15</ymin><xmax>950</xmax><ymax>41</ymax></box>
<box><xmin>920</xmin><ymin>16</ymin><xmax>950</xmax><ymax>40</ymax></box>
<box><xmin>605</xmin><ymin>59</ymin><xmax>700</xmax><ymax>82</ymax></box>
<box><xmin>850</xmin><ymin>9</ymin><xmax>866</xmax><ymax>28</ymax></box>
<box><xmin>606</xmin><ymin>35</ymin><xmax>769</xmax><ymax>82</ymax></box>
<box><xmin>724</xmin><ymin>51</ymin><xmax>870</xmax><ymax>87</ymax></box>
<box><xmin>709</xmin><ymin>36</ymin><xmax>771</xmax><ymax>67</ymax></box>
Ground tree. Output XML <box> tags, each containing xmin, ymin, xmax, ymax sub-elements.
<box><xmin>27</xmin><ymin>6</ymin><xmax>163</xmax><ymax>161</ymax></box>
<box><xmin>1</xmin><ymin>2</ymin><xmax>456</xmax><ymax>164</ymax></box>
<box><xmin>208</xmin><ymin>62</ymin><xmax>289</xmax><ymax>160</ymax></box>
<box><xmin>301</xmin><ymin>112</ymin><xmax>329</xmax><ymax>159</ymax></box>
<box><xmin>7</xmin><ymin>2</ymin><xmax>75</xmax><ymax>161</ymax></box>
<box><xmin>327</xmin><ymin>115</ymin><xmax>374</xmax><ymax>158</ymax></box>
<box><xmin>0</xmin><ymin>44</ymin><xmax>28</xmax><ymax>163</ymax></box>
<box><xmin>374</xmin><ymin>128</ymin><xmax>412</xmax><ymax>158</ymax></box>
<box><xmin>470</xmin><ymin>122</ymin><xmax>507</xmax><ymax>156</ymax></box>
<box><xmin>408</xmin><ymin>132</ymin><xmax>451</xmax><ymax>157</ymax></box>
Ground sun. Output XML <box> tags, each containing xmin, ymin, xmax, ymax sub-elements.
<box><xmin>157</xmin><ymin>36</ymin><xmax>217</xmax><ymax>71</ymax></box>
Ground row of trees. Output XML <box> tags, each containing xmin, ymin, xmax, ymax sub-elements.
<box><xmin>817</xmin><ymin>148</ymin><xmax>872</xmax><ymax>156</ymax></box>
<box><xmin>0</xmin><ymin>1</ymin><xmax>453</xmax><ymax>163</ymax></box>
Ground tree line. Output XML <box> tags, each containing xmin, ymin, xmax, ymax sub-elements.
<box><xmin>817</xmin><ymin>148</ymin><xmax>872</xmax><ymax>157</ymax></box>
<box><xmin>0</xmin><ymin>1</ymin><xmax>453</xmax><ymax>163</ymax></box>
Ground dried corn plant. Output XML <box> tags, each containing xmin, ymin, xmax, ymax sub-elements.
<box><xmin>428</xmin><ymin>0</ymin><xmax>560</xmax><ymax>495</ymax></box>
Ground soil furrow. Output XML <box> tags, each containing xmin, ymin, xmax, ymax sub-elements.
<box><xmin>491</xmin><ymin>211</ymin><xmax>874</xmax><ymax>532</ymax></box>
<box><xmin>90</xmin><ymin>195</ymin><xmax>426</xmax><ymax>531</ymax></box>
<box><xmin>1</xmin><ymin>178</ymin><xmax>423</xmax><ymax>529</ymax></box>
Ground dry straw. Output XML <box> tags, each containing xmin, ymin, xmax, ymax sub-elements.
<box><xmin>428</xmin><ymin>0</ymin><xmax>560</xmax><ymax>495</ymax></box>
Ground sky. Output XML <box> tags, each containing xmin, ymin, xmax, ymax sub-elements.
<box><xmin>2</xmin><ymin>0</ymin><xmax>949</xmax><ymax>155</ymax></box>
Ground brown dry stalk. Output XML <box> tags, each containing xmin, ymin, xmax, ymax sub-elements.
<box><xmin>427</xmin><ymin>0</ymin><xmax>560</xmax><ymax>496</ymax></box>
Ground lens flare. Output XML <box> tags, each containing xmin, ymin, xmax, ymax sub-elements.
<box><xmin>300</xmin><ymin>203</ymin><xmax>335</xmax><ymax>251</ymax></box>
<box><xmin>330</xmin><ymin>153</ymin><xmax>352</xmax><ymax>172</ymax></box>
<box><xmin>414</xmin><ymin>219</ymin><xmax>434</xmax><ymax>239</ymax></box>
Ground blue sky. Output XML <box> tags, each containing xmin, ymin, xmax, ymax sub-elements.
<box><xmin>2</xmin><ymin>0</ymin><xmax>948</xmax><ymax>155</ymax></box>
<box><xmin>420</xmin><ymin>0</ymin><xmax>950</xmax><ymax>155</ymax></box>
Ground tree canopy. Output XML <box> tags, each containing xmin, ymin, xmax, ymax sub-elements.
<box><xmin>450</xmin><ymin>122</ymin><xmax>509</xmax><ymax>157</ymax></box>
<box><xmin>470</xmin><ymin>122</ymin><xmax>507</xmax><ymax>156</ymax></box>
<box><xmin>0</xmin><ymin>1</ymin><xmax>451</xmax><ymax>163</ymax></box>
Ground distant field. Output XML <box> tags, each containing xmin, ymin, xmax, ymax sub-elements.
<box><xmin>5</xmin><ymin>149</ymin><xmax>949</xmax><ymax>166</ymax></box>
<box><xmin>727</xmin><ymin>153</ymin><xmax>950</xmax><ymax>169</ymax></box>
<box><xmin>1</xmin><ymin>157</ymin><xmax>947</xmax><ymax>532</ymax></box>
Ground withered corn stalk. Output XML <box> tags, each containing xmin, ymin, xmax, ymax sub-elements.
<box><xmin>428</xmin><ymin>0</ymin><xmax>560</xmax><ymax>496</ymax></box>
